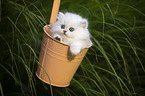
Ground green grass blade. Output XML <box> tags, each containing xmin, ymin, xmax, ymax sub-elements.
<box><xmin>72</xmin><ymin>78</ymin><xmax>88</xmax><ymax>96</ymax></box>
<box><xmin>0</xmin><ymin>83</ymin><xmax>4</xmax><ymax>96</ymax></box>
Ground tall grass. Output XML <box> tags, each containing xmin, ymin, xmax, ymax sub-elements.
<box><xmin>0</xmin><ymin>0</ymin><xmax>145</xmax><ymax>96</ymax></box>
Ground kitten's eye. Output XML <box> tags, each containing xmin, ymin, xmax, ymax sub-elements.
<box><xmin>61</xmin><ymin>25</ymin><xmax>65</xmax><ymax>29</ymax></box>
<box><xmin>69</xmin><ymin>27</ymin><xmax>75</xmax><ymax>32</ymax></box>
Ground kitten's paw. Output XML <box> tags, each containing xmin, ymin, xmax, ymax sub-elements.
<box><xmin>70</xmin><ymin>45</ymin><xmax>81</xmax><ymax>56</ymax></box>
<box><xmin>53</xmin><ymin>35</ymin><xmax>61</xmax><ymax>41</ymax></box>
<box><xmin>55</xmin><ymin>37</ymin><xmax>61</xmax><ymax>41</ymax></box>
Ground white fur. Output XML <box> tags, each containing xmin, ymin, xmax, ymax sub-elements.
<box><xmin>51</xmin><ymin>12</ymin><xmax>91</xmax><ymax>55</ymax></box>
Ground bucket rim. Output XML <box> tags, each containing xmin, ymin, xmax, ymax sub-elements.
<box><xmin>43</xmin><ymin>25</ymin><xmax>92</xmax><ymax>49</ymax></box>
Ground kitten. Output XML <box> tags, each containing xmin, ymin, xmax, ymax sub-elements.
<box><xmin>51</xmin><ymin>12</ymin><xmax>91</xmax><ymax>56</ymax></box>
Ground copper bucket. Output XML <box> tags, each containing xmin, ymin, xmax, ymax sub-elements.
<box><xmin>36</xmin><ymin>25</ymin><xmax>92</xmax><ymax>87</ymax></box>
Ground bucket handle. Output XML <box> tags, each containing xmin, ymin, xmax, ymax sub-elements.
<box><xmin>50</xmin><ymin>0</ymin><xmax>61</xmax><ymax>24</ymax></box>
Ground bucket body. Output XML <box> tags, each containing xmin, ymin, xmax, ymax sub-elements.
<box><xmin>36</xmin><ymin>25</ymin><xmax>91</xmax><ymax>87</ymax></box>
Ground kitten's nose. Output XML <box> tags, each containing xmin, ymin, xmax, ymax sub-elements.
<box><xmin>63</xmin><ymin>30</ymin><xmax>67</xmax><ymax>34</ymax></box>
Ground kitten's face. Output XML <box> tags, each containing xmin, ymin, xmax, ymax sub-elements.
<box><xmin>58</xmin><ymin>23</ymin><xmax>77</xmax><ymax>38</ymax></box>
<box><xmin>52</xmin><ymin>12</ymin><xmax>88</xmax><ymax>38</ymax></box>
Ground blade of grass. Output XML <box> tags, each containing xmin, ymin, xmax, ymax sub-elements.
<box><xmin>72</xmin><ymin>78</ymin><xmax>88</xmax><ymax>96</ymax></box>
<box><xmin>65</xmin><ymin>88</ymin><xmax>78</xmax><ymax>96</ymax></box>
<box><xmin>106</xmin><ymin>3</ymin><xmax>115</xmax><ymax>24</ymax></box>
<box><xmin>122</xmin><ymin>4</ymin><xmax>145</xmax><ymax>17</ymax></box>
<box><xmin>99</xmin><ymin>6</ymin><xmax>105</xmax><ymax>40</ymax></box>
<box><xmin>0</xmin><ymin>82</ymin><xmax>4</xmax><ymax>96</ymax></box>
<box><xmin>7</xmin><ymin>17</ymin><xmax>26</xmax><ymax>41</ymax></box>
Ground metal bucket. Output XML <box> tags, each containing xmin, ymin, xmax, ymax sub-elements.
<box><xmin>36</xmin><ymin>25</ymin><xmax>92</xmax><ymax>87</ymax></box>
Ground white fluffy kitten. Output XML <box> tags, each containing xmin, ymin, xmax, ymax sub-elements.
<box><xmin>51</xmin><ymin>12</ymin><xmax>91</xmax><ymax>56</ymax></box>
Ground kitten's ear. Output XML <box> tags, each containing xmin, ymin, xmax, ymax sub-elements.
<box><xmin>57</xmin><ymin>12</ymin><xmax>64</xmax><ymax>19</ymax></box>
<box><xmin>81</xmin><ymin>19</ymin><xmax>88</xmax><ymax>29</ymax></box>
